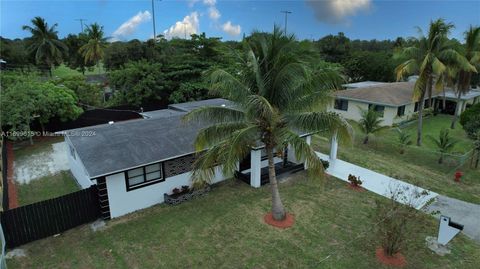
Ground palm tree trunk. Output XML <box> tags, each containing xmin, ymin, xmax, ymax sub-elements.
<box><xmin>438</xmin><ymin>154</ymin><xmax>443</xmax><ymax>164</ymax></box>
<box><xmin>450</xmin><ymin>89</ymin><xmax>462</xmax><ymax>129</ymax></box>
<box><xmin>417</xmin><ymin>91</ymin><xmax>426</xmax><ymax>146</ymax></box>
<box><xmin>266</xmin><ymin>145</ymin><xmax>286</xmax><ymax>221</ymax></box>
<box><xmin>427</xmin><ymin>76</ymin><xmax>433</xmax><ymax>108</ymax></box>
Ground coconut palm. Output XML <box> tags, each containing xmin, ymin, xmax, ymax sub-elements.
<box><xmin>358</xmin><ymin>106</ymin><xmax>386</xmax><ymax>144</ymax></box>
<box><xmin>22</xmin><ymin>17</ymin><xmax>67</xmax><ymax>76</ymax></box>
<box><xmin>183</xmin><ymin>27</ymin><xmax>352</xmax><ymax>221</ymax></box>
<box><xmin>427</xmin><ymin>128</ymin><xmax>458</xmax><ymax>164</ymax></box>
<box><xmin>395</xmin><ymin>19</ymin><xmax>475</xmax><ymax>146</ymax></box>
<box><xmin>396</xmin><ymin>128</ymin><xmax>412</xmax><ymax>154</ymax></box>
<box><xmin>79</xmin><ymin>23</ymin><xmax>107</xmax><ymax>72</ymax></box>
<box><xmin>451</xmin><ymin>26</ymin><xmax>480</xmax><ymax>129</ymax></box>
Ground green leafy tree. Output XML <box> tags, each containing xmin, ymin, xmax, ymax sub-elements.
<box><xmin>358</xmin><ymin>106</ymin><xmax>386</xmax><ymax>144</ymax></box>
<box><xmin>53</xmin><ymin>76</ymin><xmax>104</xmax><ymax>107</ymax></box>
<box><xmin>316</xmin><ymin>32</ymin><xmax>351</xmax><ymax>62</ymax></box>
<box><xmin>63</xmin><ymin>33</ymin><xmax>94</xmax><ymax>74</ymax></box>
<box><xmin>169</xmin><ymin>81</ymin><xmax>210</xmax><ymax>104</ymax></box>
<box><xmin>451</xmin><ymin>26</ymin><xmax>480</xmax><ymax>129</ymax></box>
<box><xmin>108</xmin><ymin>60</ymin><xmax>166</xmax><ymax>106</ymax></box>
<box><xmin>427</xmin><ymin>128</ymin><xmax>458</xmax><ymax>164</ymax></box>
<box><xmin>395</xmin><ymin>19</ymin><xmax>475</xmax><ymax>146</ymax></box>
<box><xmin>184</xmin><ymin>27</ymin><xmax>352</xmax><ymax>221</ymax></box>
<box><xmin>22</xmin><ymin>17</ymin><xmax>67</xmax><ymax>76</ymax></box>
<box><xmin>79</xmin><ymin>23</ymin><xmax>107</xmax><ymax>72</ymax></box>
<box><xmin>1</xmin><ymin>79</ymin><xmax>82</xmax><ymax>142</ymax></box>
<box><xmin>396</xmin><ymin>128</ymin><xmax>412</xmax><ymax>154</ymax></box>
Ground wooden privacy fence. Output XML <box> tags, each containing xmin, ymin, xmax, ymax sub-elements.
<box><xmin>0</xmin><ymin>186</ymin><xmax>101</xmax><ymax>248</ymax></box>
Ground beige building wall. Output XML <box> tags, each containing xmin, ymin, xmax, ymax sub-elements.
<box><xmin>329</xmin><ymin>99</ymin><xmax>419</xmax><ymax>126</ymax></box>
<box><xmin>328</xmin><ymin>100</ymin><xmax>369</xmax><ymax>122</ymax></box>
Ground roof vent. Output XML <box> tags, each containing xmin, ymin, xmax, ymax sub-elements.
<box><xmin>108</xmin><ymin>121</ymin><xmax>114</xmax><ymax>125</ymax></box>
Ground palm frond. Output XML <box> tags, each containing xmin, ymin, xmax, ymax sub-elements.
<box><xmin>183</xmin><ymin>106</ymin><xmax>246</xmax><ymax>125</ymax></box>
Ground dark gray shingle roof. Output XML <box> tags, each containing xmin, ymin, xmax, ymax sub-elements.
<box><xmin>68</xmin><ymin>115</ymin><xmax>204</xmax><ymax>178</ymax></box>
<box><xmin>66</xmin><ymin>98</ymin><xmax>232</xmax><ymax>178</ymax></box>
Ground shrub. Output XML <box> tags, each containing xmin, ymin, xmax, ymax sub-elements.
<box><xmin>321</xmin><ymin>159</ymin><xmax>330</xmax><ymax>170</ymax></box>
<box><xmin>375</xmin><ymin>186</ymin><xmax>427</xmax><ymax>256</ymax></box>
<box><xmin>347</xmin><ymin>174</ymin><xmax>362</xmax><ymax>186</ymax></box>
<box><xmin>463</xmin><ymin>115</ymin><xmax>480</xmax><ymax>139</ymax></box>
<box><xmin>460</xmin><ymin>103</ymin><xmax>480</xmax><ymax>126</ymax></box>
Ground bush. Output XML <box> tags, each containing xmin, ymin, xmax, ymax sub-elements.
<box><xmin>321</xmin><ymin>159</ymin><xmax>330</xmax><ymax>169</ymax></box>
<box><xmin>460</xmin><ymin>103</ymin><xmax>480</xmax><ymax>126</ymax></box>
<box><xmin>464</xmin><ymin>115</ymin><xmax>480</xmax><ymax>139</ymax></box>
<box><xmin>375</xmin><ymin>186</ymin><xmax>427</xmax><ymax>256</ymax></box>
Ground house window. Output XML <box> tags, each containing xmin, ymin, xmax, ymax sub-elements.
<box><xmin>414</xmin><ymin>102</ymin><xmax>419</xmax><ymax>112</ymax></box>
<box><xmin>334</xmin><ymin>99</ymin><xmax>348</xmax><ymax>111</ymax></box>
<box><xmin>69</xmin><ymin>145</ymin><xmax>76</xmax><ymax>160</ymax></box>
<box><xmin>368</xmin><ymin>104</ymin><xmax>385</xmax><ymax>117</ymax></box>
<box><xmin>397</xmin><ymin>105</ymin><xmax>405</xmax><ymax>117</ymax></box>
<box><xmin>125</xmin><ymin>163</ymin><xmax>164</xmax><ymax>191</ymax></box>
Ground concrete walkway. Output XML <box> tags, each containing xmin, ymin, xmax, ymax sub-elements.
<box><xmin>423</xmin><ymin>195</ymin><xmax>480</xmax><ymax>243</ymax></box>
<box><xmin>316</xmin><ymin>152</ymin><xmax>480</xmax><ymax>244</ymax></box>
<box><xmin>316</xmin><ymin>152</ymin><xmax>438</xmax><ymax>209</ymax></box>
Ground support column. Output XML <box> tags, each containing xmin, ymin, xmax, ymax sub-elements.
<box><xmin>330</xmin><ymin>132</ymin><xmax>338</xmax><ymax>161</ymax></box>
<box><xmin>250</xmin><ymin>149</ymin><xmax>261</xmax><ymax>188</ymax></box>
<box><xmin>304</xmin><ymin>135</ymin><xmax>312</xmax><ymax>170</ymax></box>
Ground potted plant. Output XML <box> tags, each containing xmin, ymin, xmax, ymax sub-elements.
<box><xmin>347</xmin><ymin>174</ymin><xmax>363</xmax><ymax>190</ymax></box>
<box><xmin>164</xmin><ymin>184</ymin><xmax>211</xmax><ymax>205</ymax></box>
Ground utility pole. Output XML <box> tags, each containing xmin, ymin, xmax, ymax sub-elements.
<box><xmin>183</xmin><ymin>22</ymin><xmax>187</xmax><ymax>39</ymax></box>
<box><xmin>280</xmin><ymin>10</ymin><xmax>292</xmax><ymax>35</ymax></box>
<box><xmin>151</xmin><ymin>0</ymin><xmax>159</xmax><ymax>41</ymax></box>
<box><xmin>75</xmin><ymin>19</ymin><xmax>87</xmax><ymax>32</ymax></box>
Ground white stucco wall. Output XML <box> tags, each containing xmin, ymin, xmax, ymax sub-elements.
<box><xmin>65</xmin><ymin>137</ymin><xmax>93</xmax><ymax>189</ymax></box>
<box><xmin>105</xmin><ymin>165</ymin><xmax>227</xmax><ymax>218</ymax></box>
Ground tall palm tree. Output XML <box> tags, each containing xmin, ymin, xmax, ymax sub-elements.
<box><xmin>184</xmin><ymin>27</ymin><xmax>352</xmax><ymax>221</ymax></box>
<box><xmin>79</xmin><ymin>23</ymin><xmax>107</xmax><ymax>72</ymax></box>
<box><xmin>358</xmin><ymin>106</ymin><xmax>386</xmax><ymax>144</ymax></box>
<box><xmin>395</xmin><ymin>19</ymin><xmax>475</xmax><ymax>146</ymax></box>
<box><xmin>427</xmin><ymin>128</ymin><xmax>458</xmax><ymax>164</ymax></box>
<box><xmin>22</xmin><ymin>17</ymin><xmax>67</xmax><ymax>76</ymax></box>
<box><xmin>451</xmin><ymin>26</ymin><xmax>480</xmax><ymax>129</ymax></box>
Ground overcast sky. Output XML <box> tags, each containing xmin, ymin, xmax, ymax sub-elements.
<box><xmin>1</xmin><ymin>0</ymin><xmax>479</xmax><ymax>41</ymax></box>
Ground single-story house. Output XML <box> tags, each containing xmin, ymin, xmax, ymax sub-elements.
<box><xmin>64</xmin><ymin>99</ymin><xmax>310</xmax><ymax>219</ymax></box>
<box><xmin>329</xmin><ymin>81</ymin><xmax>480</xmax><ymax>126</ymax></box>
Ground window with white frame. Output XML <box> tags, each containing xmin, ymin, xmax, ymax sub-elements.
<box><xmin>125</xmin><ymin>163</ymin><xmax>163</xmax><ymax>190</ymax></box>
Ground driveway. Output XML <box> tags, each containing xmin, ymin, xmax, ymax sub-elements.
<box><xmin>423</xmin><ymin>195</ymin><xmax>480</xmax><ymax>243</ymax></box>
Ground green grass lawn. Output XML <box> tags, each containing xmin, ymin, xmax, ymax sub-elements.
<box><xmin>52</xmin><ymin>64</ymin><xmax>105</xmax><ymax>78</ymax></box>
<box><xmin>313</xmin><ymin>115</ymin><xmax>479</xmax><ymax>204</ymax></box>
<box><xmin>17</xmin><ymin>171</ymin><xmax>80</xmax><ymax>206</ymax></box>
<box><xmin>7</xmin><ymin>173</ymin><xmax>480</xmax><ymax>269</ymax></box>
<box><xmin>381</xmin><ymin>114</ymin><xmax>473</xmax><ymax>154</ymax></box>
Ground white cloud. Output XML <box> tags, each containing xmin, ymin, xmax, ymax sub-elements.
<box><xmin>203</xmin><ymin>0</ymin><xmax>216</xmax><ymax>6</ymax></box>
<box><xmin>208</xmin><ymin>6</ymin><xmax>221</xmax><ymax>20</ymax></box>
<box><xmin>221</xmin><ymin>21</ymin><xmax>241</xmax><ymax>36</ymax></box>
<box><xmin>163</xmin><ymin>12</ymin><xmax>200</xmax><ymax>39</ymax></box>
<box><xmin>188</xmin><ymin>0</ymin><xmax>200</xmax><ymax>8</ymax></box>
<box><xmin>111</xmin><ymin>11</ymin><xmax>151</xmax><ymax>40</ymax></box>
<box><xmin>306</xmin><ymin>0</ymin><xmax>371</xmax><ymax>24</ymax></box>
